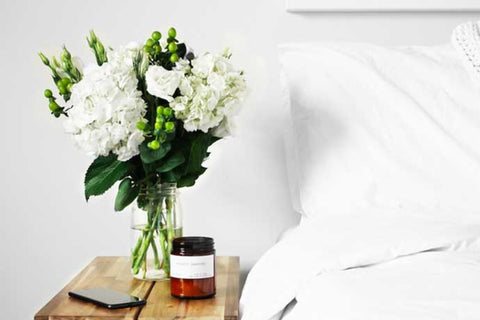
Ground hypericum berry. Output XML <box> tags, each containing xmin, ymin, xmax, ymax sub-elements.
<box><xmin>152</xmin><ymin>31</ymin><xmax>162</xmax><ymax>41</ymax></box>
<box><xmin>61</xmin><ymin>77</ymin><xmax>71</xmax><ymax>85</ymax></box>
<box><xmin>168</xmin><ymin>42</ymin><xmax>177</xmax><ymax>52</ymax></box>
<box><xmin>58</xmin><ymin>85</ymin><xmax>67</xmax><ymax>95</ymax></box>
<box><xmin>150</xmin><ymin>140</ymin><xmax>160</xmax><ymax>150</ymax></box>
<box><xmin>168</xmin><ymin>27</ymin><xmax>177</xmax><ymax>38</ymax></box>
<box><xmin>154</xmin><ymin>44</ymin><xmax>161</xmax><ymax>54</ymax></box>
<box><xmin>156</xmin><ymin>106</ymin><xmax>164</xmax><ymax>114</ymax></box>
<box><xmin>49</xmin><ymin>101</ymin><xmax>59</xmax><ymax>111</ymax></box>
<box><xmin>44</xmin><ymin>89</ymin><xmax>53</xmax><ymax>98</ymax></box>
<box><xmin>170</xmin><ymin>53</ymin><xmax>179</xmax><ymax>63</ymax></box>
<box><xmin>66</xmin><ymin>83</ymin><xmax>73</xmax><ymax>92</ymax></box>
<box><xmin>136</xmin><ymin>121</ymin><xmax>146</xmax><ymax>131</ymax></box>
<box><xmin>145</xmin><ymin>39</ymin><xmax>154</xmax><ymax>47</ymax></box>
<box><xmin>163</xmin><ymin>107</ymin><xmax>173</xmax><ymax>117</ymax></box>
<box><xmin>154</xmin><ymin>122</ymin><xmax>161</xmax><ymax>130</ymax></box>
<box><xmin>165</xmin><ymin>122</ymin><xmax>175</xmax><ymax>132</ymax></box>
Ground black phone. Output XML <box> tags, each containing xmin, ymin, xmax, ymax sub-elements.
<box><xmin>68</xmin><ymin>287</ymin><xmax>146</xmax><ymax>309</ymax></box>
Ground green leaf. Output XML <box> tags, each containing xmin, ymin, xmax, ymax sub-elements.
<box><xmin>209</xmin><ymin>136</ymin><xmax>221</xmax><ymax>146</ymax></box>
<box><xmin>140</xmin><ymin>141</ymin><xmax>171</xmax><ymax>164</ymax></box>
<box><xmin>177</xmin><ymin>167</ymin><xmax>207</xmax><ymax>188</ymax></box>
<box><xmin>186</xmin><ymin>134</ymin><xmax>211</xmax><ymax>175</ymax></box>
<box><xmin>84</xmin><ymin>155</ymin><xmax>129</xmax><ymax>200</ymax></box>
<box><xmin>177</xmin><ymin>43</ymin><xmax>187</xmax><ymax>58</ymax></box>
<box><xmin>114</xmin><ymin>178</ymin><xmax>140</xmax><ymax>212</ymax></box>
<box><xmin>155</xmin><ymin>151</ymin><xmax>185</xmax><ymax>173</ymax></box>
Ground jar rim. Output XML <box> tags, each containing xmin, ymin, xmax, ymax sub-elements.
<box><xmin>172</xmin><ymin>236</ymin><xmax>214</xmax><ymax>253</ymax></box>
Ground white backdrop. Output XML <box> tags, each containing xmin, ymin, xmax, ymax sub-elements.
<box><xmin>0</xmin><ymin>0</ymin><xmax>477</xmax><ymax>319</ymax></box>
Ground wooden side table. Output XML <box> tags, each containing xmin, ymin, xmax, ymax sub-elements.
<box><xmin>35</xmin><ymin>256</ymin><xmax>239</xmax><ymax>320</ymax></box>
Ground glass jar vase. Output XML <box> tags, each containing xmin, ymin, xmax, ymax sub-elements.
<box><xmin>130</xmin><ymin>183</ymin><xmax>182</xmax><ymax>280</ymax></box>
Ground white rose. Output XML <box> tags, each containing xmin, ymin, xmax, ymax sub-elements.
<box><xmin>145</xmin><ymin>65</ymin><xmax>182</xmax><ymax>101</ymax></box>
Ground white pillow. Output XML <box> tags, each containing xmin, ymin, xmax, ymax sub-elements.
<box><xmin>280</xmin><ymin>22</ymin><xmax>480</xmax><ymax>219</ymax></box>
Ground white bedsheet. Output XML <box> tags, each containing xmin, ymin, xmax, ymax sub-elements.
<box><xmin>240</xmin><ymin>212</ymin><xmax>480</xmax><ymax>320</ymax></box>
<box><xmin>282</xmin><ymin>249</ymin><xmax>480</xmax><ymax>320</ymax></box>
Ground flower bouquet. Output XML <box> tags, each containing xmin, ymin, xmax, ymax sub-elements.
<box><xmin>39</xmin><ymin>28</ymin><xmax>246</xmax><ymax>280</ymax></box>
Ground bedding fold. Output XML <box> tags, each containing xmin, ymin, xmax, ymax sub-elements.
<box><xmin>240</xmin><ymin>212</ymin><xmax>480</xmax><ymax>320</ymax></box>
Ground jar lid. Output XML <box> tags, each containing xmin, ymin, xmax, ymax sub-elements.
<box><xmin>172</xmin><ymin>236</ymin><xmax>215</xmax><ymax>254</ymax></box>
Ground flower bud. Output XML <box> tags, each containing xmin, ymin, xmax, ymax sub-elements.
<box><xmin>39</xmin><ymin>53</ymin><xmax>50</xmax><ymax>66</ymax></box>
<box><xmin>61</xmin><ymin>47</ymin><xmax>71</xmax><ymax>62</ymax></box>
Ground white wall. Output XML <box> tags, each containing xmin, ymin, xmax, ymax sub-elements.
<box><xmin>0</xmin><ymin>0</ymin><xmax>477</xmax><ymax>318</ymax></box>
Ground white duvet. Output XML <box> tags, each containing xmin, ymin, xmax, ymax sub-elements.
<box><xmin>240</xmin><ymin>212</ymin><xmax>480</xmax><ymax>320</ymax></box>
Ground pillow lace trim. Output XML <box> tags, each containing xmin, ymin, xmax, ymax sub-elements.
<box><xmin>452</xmin><ymin>21</ymin><xmax>480</xmax><ymax>78</ymax></box>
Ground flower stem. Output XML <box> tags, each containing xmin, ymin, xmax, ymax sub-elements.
<box><xmin>159</xmin><ymin>227</ymin><xmax>169</xmax><ymax>277</ymax></box>
<box><xmin>150</xmin><ymin>233</ymin><xmax>161</xmax><ymax>269</ymax></box>
<box><xmin>132</xmin><ymin>211</ymin><xmax>160</xmax><ymax>275</ymax></box>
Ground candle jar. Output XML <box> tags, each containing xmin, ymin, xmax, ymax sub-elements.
<box><xmin>170</xmin><ymin>237</ymin><xmax>216</xmax><ymax>299</ymax></box>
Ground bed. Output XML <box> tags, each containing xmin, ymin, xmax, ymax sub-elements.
<box><xmin>240</xmin><ymin>21</ymin><xmax>480</xmax><ymax>320</ymax></box>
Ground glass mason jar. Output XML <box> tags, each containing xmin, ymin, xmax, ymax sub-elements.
<box><xmin>130</xmin><ymin>183</ymin><xmax>182</xmax><ymax>280</ymax></box>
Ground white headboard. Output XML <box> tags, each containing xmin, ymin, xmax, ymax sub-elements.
<box><xmin>286</xmin><ymin>0</ymin><xmax>480</xmax><ymax>12</ymax></box>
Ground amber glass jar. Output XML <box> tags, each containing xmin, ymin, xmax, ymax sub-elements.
<box><xmin>170</xmin><ymin>237</ymin><xmax>216</xmax><ymax>299</ymax></box>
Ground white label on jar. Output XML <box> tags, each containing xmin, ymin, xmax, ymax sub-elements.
<box><xmin>170</xmin><ymin>254</ymin><xmax>215</xmax><ymax>279</ymax></box>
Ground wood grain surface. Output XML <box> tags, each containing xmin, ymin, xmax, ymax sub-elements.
<box><xmin>139</xmin><ymin>256</ymin><xmax>239</xmax><ymax>320</ymax></box>
<box><xmin>34</xmin><ymin>256</ymin><xmax>239</xmax><ymax>320</ymax></box>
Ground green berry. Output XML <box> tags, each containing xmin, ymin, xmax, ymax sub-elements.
<box><xmin>58</xmin><ymin>85</ymin><xmax>67</xmax><ymax>95</ymax></box>
<box><xmin>168</xmin><ymin>27</ymin><xmax>177</xmax><ymax>38</ymax></box>
<box><xmin>154</xmin><ymin>122</ymin><xmax>161</xmax><ymax>130</ymax></box>
<box><xmin>168</xmin><ymin>42</ymin><xmax>177</xmax><ymax>52</ymax></box>
<box><xmin>66</xmin><ymin>83</ymin><xmax>73</xmax><ymax>92</ymax></box>
<box><xmin>165</xmin><ymin>122</ymin><xmax>175</xmax><ymax>132</ymax></box>
<box><xmin>150</xmin><ymin>140</ymin><xmax>160</xmax><ymax>150</ymax></box>
<box><xmin>156</xmin><ymin>106</ymin><xmax>164</xmax><ymax>114</ymax></box>
<box><xmin>61</xmin><ymin>77</ymin><xmax>71</xmax><ymax>85</ymax></box>
<box><xmin>44</xmin><ymin>89</ymin><xmax>53</xmax><ymax>98</ymax></box>
<box><xmin>49</xmin><ymin>101</ymin><xmax>59</xmax><ymax>111</ymax></box>
<box><xmin>136</xmin><ymin>121</ymin><xmax>146</xmax><ymax>131</ymax></box>
<box><xmin>145</xmin><ymin>39</ymin><xmax>154</xmax><ymax>47</ymax></box>
<box><xmin>152</xmin><ymin>31</ymin><xmax>161</xmax><ymax>41</ymax></box>
<box><xmin>154</xmin><ymin>44</ymin><xmax>161</xmax><ymax>54</ymax></box>
<box><xmin>163</xmin><ymin>107</ymin><xmax>173</xmax><ymax>117</ymax></box>
<box><xmin>170</xmin><ymin>53</ymin><xmax>179</xmax><ymax>63</ymax></box>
